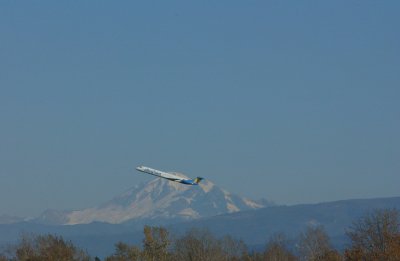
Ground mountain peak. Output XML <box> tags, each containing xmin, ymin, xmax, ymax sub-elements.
<box><xmin>38</xmin><ymin>178</ymin><xmax>270</xmax><ymax>225</ymax></box>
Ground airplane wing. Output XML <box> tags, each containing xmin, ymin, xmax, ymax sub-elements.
<box><xmin>136</xmin><ymin>166</ymin><xmax>203</xmax><ymax>185</ymax></box>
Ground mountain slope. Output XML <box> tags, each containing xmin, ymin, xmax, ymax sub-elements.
<box><xmin>37</xmin><ymin>177</ymin><xmax>270</xmax><ymax>225</ymax></box>
<box><xmin>3</xmin><ymin>196</ymin><xmax>400</xmax><ymax>257</ymax></box>
<box><xmin>169</xmin><ymin>196</ymin><xmax>400</xmax><ymax>248</ymax></box>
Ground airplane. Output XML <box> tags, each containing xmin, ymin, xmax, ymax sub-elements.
<box><xmin>136</xmin><ymin>166</ymin><xmax>203</xmax><ymax>185</ymax></box>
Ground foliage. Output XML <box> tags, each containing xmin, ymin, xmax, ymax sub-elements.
<box><xmin>105</xmin><ymin>241</ymin><xmax>141</xmax><ymax>261</ymax></box>
<box><xmin>142</xmin><ymin>226</ymin><xmax>170</xmax><ymax>261</ymax></box>
<box><xmin>10</xmin><ymin>234</ymin><xmax>90</xmax><ymax>261</ymax></box>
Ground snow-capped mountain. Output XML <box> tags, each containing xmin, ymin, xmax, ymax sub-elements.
<box><xmin>37</xmin><ymin>176</ymin><xmax>271</xmax><ymax>225</ymax></box>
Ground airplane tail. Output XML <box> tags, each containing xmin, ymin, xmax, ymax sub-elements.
<box><xmin>194</xmin><ymin>177</ymin><xmax>203</xmax><ymax>184</ymax></box>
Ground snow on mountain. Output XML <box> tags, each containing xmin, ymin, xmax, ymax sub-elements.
<box><xmin>38</xmin><ymin>177</ymin><xmax>270</xmax><ymax>225</ymax></box>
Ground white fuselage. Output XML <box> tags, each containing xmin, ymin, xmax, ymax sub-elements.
<box><xmin>136</xmin><ymin>166</ymin><xmax>200</xmax><ymax>185</ymax></box>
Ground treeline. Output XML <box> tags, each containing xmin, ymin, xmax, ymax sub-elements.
<box><xmin>1</xmin><ymin>208</ymin><xmax>399</xmax><ymax>261</ymax></box>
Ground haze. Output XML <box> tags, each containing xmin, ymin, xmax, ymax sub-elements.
<box><xmin>1</xmin><ymin>1</ymin><xmax>399</xmax><ymax>217</ymax></box>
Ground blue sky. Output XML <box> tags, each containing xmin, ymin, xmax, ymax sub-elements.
<box><xmin>1</xmin><ymin>1</ymin><xmax>399</xmax><ymax>217</ymax></box>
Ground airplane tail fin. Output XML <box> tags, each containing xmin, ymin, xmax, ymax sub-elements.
<box><xmin>194</xmin><ymin>177</ymin><xmax>203</xmax><ymax>184</ymax></box>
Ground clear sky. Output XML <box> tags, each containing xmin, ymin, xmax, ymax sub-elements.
<box><xmin>1</xmin><ymin>1</ymin><xmax>399</xmax><ymax>217</ymax></box>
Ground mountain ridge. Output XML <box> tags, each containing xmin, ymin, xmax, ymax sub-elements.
<box><xmin>34</xmin><ymin>177</ymin><xmax>271</xmax><ymax>225</ymax></box>
<box><xmin>1</xmin><ymin>196</ymin><xmax>399</xmax><ymax>258</ymax></box>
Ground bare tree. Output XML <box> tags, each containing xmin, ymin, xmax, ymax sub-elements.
<box><xmin>264</xmin><ymin>233</ymin><xmax>297</xmax><ymax>261</ymax></box>
<box><xmin>345</xmin><ymin>208</ymin><xmax>400</xmax><ymax>261</ymax></box>
<box><xmin>220</xmin><ymin>235</ymin><xmax>249</xmax><ymax>261</ymax></box>
<box><xmin>173</xmin><ymin>228</ymin><xmax>225</xmax><ymax>261</ymax></box>
<box><xmin>105</xmin><ymin>241</ymin><xmax>141</xmax><ymax>261</ymax></box>
<box><xmin>297</xmin><ymin>225</ymin><xmax>339</xmax><ymax>261</ymax></box>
